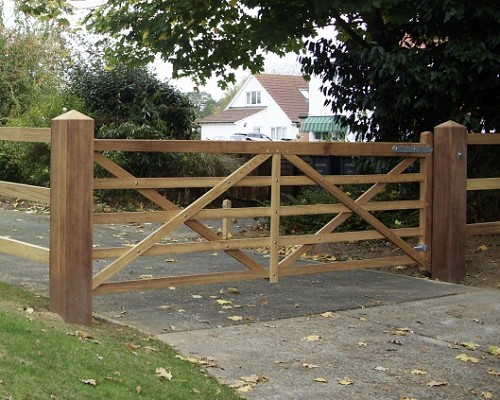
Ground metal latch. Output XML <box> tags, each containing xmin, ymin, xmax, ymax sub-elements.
<box><xmin>392</xmin><ymin>145</ymin><xmax>433</xmax><ymax>154</ymax></box>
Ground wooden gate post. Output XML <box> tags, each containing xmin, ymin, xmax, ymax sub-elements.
<box><xmin>50</xmin><ymin>110</ymin><xmax>94</xmax><ymax>325</ymax></box>
<box><xmin>431</xmin><ymin>121</ymin><xmax>467</xmax><ymax>283</ymax></box>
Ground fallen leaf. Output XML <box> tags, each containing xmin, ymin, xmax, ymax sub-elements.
<box><xmin>319</xmin><ymin>311</ymin><xmax>336</xmax><ymax>318</ymax></box>
<box><xmin>487</xmin><ymin>368</ymin><xmax>500</xmax><ymax>376</ymax></box>
<box><xmin>455</xmin><ymin>353</ymin><xmax>479</xmax><ymax>363</ymax></box>
<box><xmin>155</xmin><ymin>367</ymin><xmax>173</xmax><ymax>381</ymax></box>
<box><xmin>228</xmin><ymin>287</ymin><xmax>240</xmax><ymax>294</ymax></box>
<box><xmin>410</xmin><ymin>369</ymin><xmax>427</xmax><ymax>375</ymax></box>
<box><xmin>481</xmin><ymin>392</ymin><xmax>493</xmax><ymax>399</ymax></box>
<box><xmin>139</xmin><ymin>274</ymin><xmax>153</xmax><ymax>280</ymax></box>
<box><xmin>374</xmin><ymin>366</ymin><xmax>388</xmax><ymax>372</ymax></box>
<box><xmin>24</xmin><ymin>307</ymin><xmax>34</xmax><ymax>314</ymax></box>
<box><xmin>313</xmin><ymin>377</ymin><xmax>328</xmax><ymax>383</ymax></box>
<box><xmin>125</xmin><ymin>343</ymin><xmax>140</xmax><ymax>350</ymax></box>
<box><xmin>476</xmin><ymin>244</ymin><xmax>489</xmax><ymax>252</ymax></box>
<box><xmin>359</xmin><ymin>317</ymin><xmax>368</xmax><ymax>322</ymax></box>
<box><xmin>487</xmin><ymin>345</ymin><xmax>500</xmax><ymax>356</ymax></box>
<box><xmin>337</xmin><ymin>377</ymin><xmax>354</xmax><ymax>385</ymax></box>
<box><xmin>216</xmin><ymin>299</ymin><xmax>232</xmax><ymax>306</ymax></box>
<box><xmin>426</xmin><ymin>380</ymin><xmax>448</xmax><ymax>387</ymax></box>
<box><xmin>235</xmin><ymin>385</ymin><xmax>253</xmax><ymax>393</ymax></box>
<box><xmin>136</xmin><ymin>385</ymin><xmax>142</xmax><ymax>394</ymax></box>
<box><xmin>80</xmin><ymin>379</ymin><xmax>97</xmax><ymax>386</ymax></box>
<box><xmin>191</xmin><ymin>295</ymin><xmax>202</xmax><ymax>299</ymax></box>
<box><xmin>164</xmin><ymin>258</ymin><xmax>177</xmax><ymax>263</ymax></box>
<box><xmin>303</xmin><ymin>363</ymin><xmax>320</xmax><ymax>369</ymax></box>
<box><xmin>357</xmin><ymin>342</ymin><xmax>368</xmax><ymax>347</ymax></box>
<box><xmin>302</xmin><ymin>335</ymin><xmax>321</xmax><ymax>342</ymax></box>
<box><xmin>460</xmin><ymin>341</ymin><xmax>480</xmax><ymax>350</ymax></box>
<box><xmin>175</xmin><ymin>355</ymin><xmax>219</xmax><ymax>368</ymax></box>
<box><xmin>228</xmin><ymin>316</ymin><xmax>243</xmax><ymax>321</ymax></box>
<box><xmin>144</xmin><ymin>346</ymin><xmax>159</xmax><ymax>354</ymax></box>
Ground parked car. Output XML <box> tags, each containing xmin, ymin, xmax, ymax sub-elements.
<box><xmin>230</xmin><ymin>133</ymin><xmax>272</xmax><ymax>141</ymax></box>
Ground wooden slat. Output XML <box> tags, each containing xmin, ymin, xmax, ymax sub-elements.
<box><xmin>92</xmin><ymin>227</ymin><xmax>421</xmax><ymax>259</ymax></box>
<box><xmin>94</xmin><ymin>139</ymin><xmax>431</xmax><ymax>157</ymax></box>
<box><xmin>93</xmin><ymin>255</ymin><xmax>414</xmax><ymax>294</ymax></box>
<box><xmin>467</xmin><ymin>133</ymin><xmax>500</xmax><ymax>145</ymax></box>
<box><xmin>94</xmin><ymin>269</ymin><xmax>268</xmax><ymax>294</ymax></box>
<box><xmin>269</xmin><ymin>154</ymin><xmax>281</xmax><ymax>282</ymax></box>
<box><xmin>0</xmin><ymin>236</ymin><xmax>49</xmax><ymax>264</ymax></box>
<box><xmin>92</xmin><ymin>153</ymin><xmax>271</xmax><ymax>289</ymax></box>
<box><xmin>466</xmin><ymin>222</ymin><xmax>500</xmax><ymax>236</ymax></box>
<box><xmin>467</xmin><ymin>178</ymin><xmax>500</xmax><ymax>191</ymax></box>
<box><xmin>419</xmin><ymin>131</ymin><xmax>433</xmax><ymax>272</ymax></box>
<box><xmin>0</xmin><ymin>127</ymin><xmax>51</xmax><ymax>143</ymax></box>
<box><xmin>93</xmin><ymin>172</ymin><xmax>424</xmax><ymax>190</ymax></box>
<box><xmin>0</xmin><ymin>181</ymin><xmax>50</xmax><ymax>204</ymax></box>
<box><xmin>93</xmin><ymin>200</ymin><xmax>423</xmax><ymax>225</ymax></box>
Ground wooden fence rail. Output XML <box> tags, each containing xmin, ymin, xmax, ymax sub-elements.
<box><xmin>0</xmin><ymin>112</ymin><xmax>499</xmax><ymax>325</ymax></box>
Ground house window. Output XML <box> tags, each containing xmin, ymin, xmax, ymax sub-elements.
<box><xmin>246</xmin><ymin>91</ymin><xmax>261</xmax><ymax>105</ymax></box>
<box><xmin>314</xmin><ymin>131</ymin><xmax>340</xmax><ymax>142</ymax></box>
<box><xmin>271</xmin><ymin>127</ymin><xmax>287</xmax><ymax>140</ymax></box>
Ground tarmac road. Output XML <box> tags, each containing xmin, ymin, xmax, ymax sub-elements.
<box><xmin>0</xmin><ymin>208</ymin><xmax>498</xmax><ymax>399</ymax></box>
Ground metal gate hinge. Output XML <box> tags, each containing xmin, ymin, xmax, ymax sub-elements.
<box><xmin>414</xmin><ymin>244</ymin><xmax>429</xmax><ymax>252</ymax></box>
<box><xmin>392</xmin><ymin>145</ymin><xmax>433</xmax><ymax>154</ymax></box>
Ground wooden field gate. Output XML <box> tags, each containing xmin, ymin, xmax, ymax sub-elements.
<box><xmin>0</xmin><ymin>110</ymin><xmax>499</xmax><ymax>325</ymax></box>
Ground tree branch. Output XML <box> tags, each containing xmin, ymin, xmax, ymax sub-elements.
<box><xmin>331</xmin><ymin>8</ymin><xmax>369</xmax><ymax>48</ymax></box>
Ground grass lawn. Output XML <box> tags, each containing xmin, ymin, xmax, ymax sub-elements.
<box><xmin>0</xmin><ymin>282</ymin><xmax>242</xmax><ymax>399</ymax></box>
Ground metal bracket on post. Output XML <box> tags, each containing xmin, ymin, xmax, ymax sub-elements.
<box><xmin>414</xmin><ymin>244</ymin><xmax>429</xmax><ymax>252</ymax></box>
<box><xmin>392</xmin><ymin>145</ymin><xmax>433</xmax><ymax>154</ymax></box>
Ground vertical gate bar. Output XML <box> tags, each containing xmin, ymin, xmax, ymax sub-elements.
<box><xmin>50</xmin><ymin>110</ymin><xmax>94</xmax><ymax>325</ymax></box>
<box><xmin>222</xmin><ymin>199</ymin><xmax>232</xmax><ymax>239</ymax></box>
<box><xmin>269</xmin><ymin>154</ymin><xmax>281</xmax><ymax>283</ymax></box>
<box><xmin>431</xmin><ymin>121</ymin><xmax>467</xmax><ymax>282</ymax></box>
<box><xmin>419</xmin><ymin>131</ymin><xmax>433</xmax><ymax>273</ymax></box>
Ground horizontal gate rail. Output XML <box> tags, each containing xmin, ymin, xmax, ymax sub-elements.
<box><xmin>465</xmin><ymin>132</ymin><xmax>500</xmax><ymax>236</ymax></box>
<box><xmin>0</xmin><ymin>236</ymin><xmax>49</xmax><ymax>264</ymax></box>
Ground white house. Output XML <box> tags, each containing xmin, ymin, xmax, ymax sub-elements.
<box><xmin>198</xmin><ymin>74</ymin><xmax>309</xmax><ymax>141</ymax></box>
<box><xmin>197</xmin><ymin>73</ymin><xmax>346</xmax><ymax>141</ymax></box>
<box><xmin>301</xmin><ymin>76</ymin><xmax>347</xmax><ymax>142</ymax></box>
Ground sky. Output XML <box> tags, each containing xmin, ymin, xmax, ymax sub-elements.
<box><xmin>1</xmin><ymin>0</ymin><xmax>316</xmax><ymax>99</ymax></box>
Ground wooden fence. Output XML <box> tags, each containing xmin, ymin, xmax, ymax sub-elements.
<box><xmin>0</xmin><ymin>110</ymin><xmax>498</xmax><ymax>325</ymax></box>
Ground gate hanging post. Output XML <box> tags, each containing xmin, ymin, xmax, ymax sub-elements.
<box><xmin>50</xmin><ymin>110</ymin><xmax>94</xmax><ymax>325</ymax></box>
<box><xmin>430</xmin><ymin>121</ymin><xmax>467</xmax><ymax>283</ymax></box>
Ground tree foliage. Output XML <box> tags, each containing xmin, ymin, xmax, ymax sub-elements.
<box><xmin>67</xmin><ymin>62</ymin><xmax>197</xmax><ymax>139</ymax></box>
<box><xmin>14</xmin><ymin>0</ymin><xmax>500</xmax><ymax>141</ymax></box>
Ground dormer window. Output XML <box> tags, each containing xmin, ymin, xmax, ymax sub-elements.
<box><xmin>246</xmin><ymin>91</ymin><xmax>261</xmax><ymax>105</ymax></box>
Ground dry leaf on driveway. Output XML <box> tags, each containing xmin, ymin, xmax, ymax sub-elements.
<box><xmin>302</xmin><ymin>335</ymin><xmax>321</xmax><ymax>342</ymax></box>
<box><xmin>426</xmin><ymin>380</ymin><xmax>448</xmax><ymax>387</ymax></box>
<box><xmin>337</xmin><ymin>377</ymin><xmax>354</xmax><ymax>385</ymax></box>
<box><xmin>455</xmin><ymin>353</ymin><xmax>479</xmax><ymax>363</ymax></box>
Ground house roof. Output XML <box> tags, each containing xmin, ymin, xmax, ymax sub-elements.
<box><xmin>254</xmin><ymin>74</ymin><xmax>309</xmax><ymax>123</ymax></box>
<box><xmin>197</xmin><ymin>107</ymin><xmax>266</xmax><ymax>124</ymax></box>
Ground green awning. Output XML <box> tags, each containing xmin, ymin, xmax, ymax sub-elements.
<box><xmin>302</xmin><ymin>116</ymin><xmax>345</xmax><ymax>133</ymax></box>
